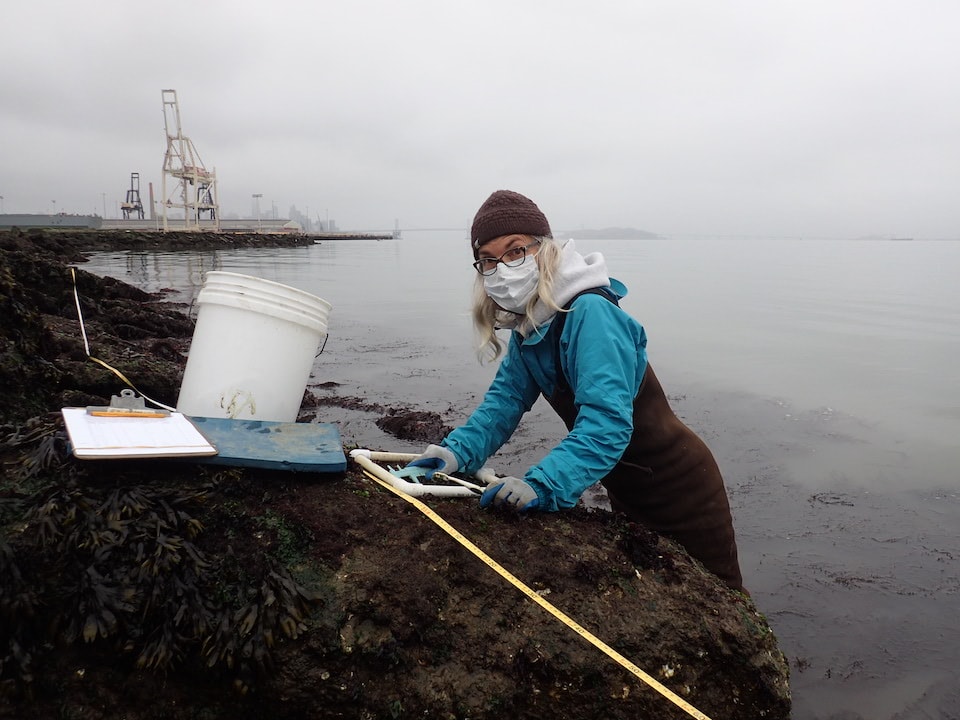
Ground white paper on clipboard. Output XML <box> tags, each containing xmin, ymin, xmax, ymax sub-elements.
<box><xmin>61</xmin><ymin>407</ymin><xmax>217</xmax><ymax>459</ymax></box>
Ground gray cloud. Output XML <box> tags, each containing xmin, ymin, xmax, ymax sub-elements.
<box><xmin>2</xmin><ymin>0</ymin><xmax>958</xmax><ymax>238</ymax></box>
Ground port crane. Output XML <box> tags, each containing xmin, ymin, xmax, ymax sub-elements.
<box><xmin>160</xmin><ymin>89</ymin><xmax>219</xmax><ymax>231</ymax></box>
<box><xmin>120</xmin><ymin>172</ymin><xmax>145</xmax><ymax>219</ymax></box>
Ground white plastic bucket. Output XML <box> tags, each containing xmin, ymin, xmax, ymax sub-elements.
<box><xmin>176</xmin><ymin>271</ymin><xmax>331</xmax><ymax>422</ymax></box>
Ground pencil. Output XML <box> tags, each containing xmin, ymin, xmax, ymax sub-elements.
<box><xmin>89</xmin><ymin>411</ymin><xmax>169</xmax><ymax>418</ymax></box>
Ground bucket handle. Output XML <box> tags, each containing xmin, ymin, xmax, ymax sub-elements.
<box><xmin>315</xmin><ymin>333</ymin><xmax>329</xmax><ymax>358</ymax></box>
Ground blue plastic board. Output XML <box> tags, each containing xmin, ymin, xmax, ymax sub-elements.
<box><xmin>189</xmin><ymin>417</ymin><xmax>346</xmax><ymax>473</ymax></box>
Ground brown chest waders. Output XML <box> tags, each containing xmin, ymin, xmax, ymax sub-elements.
<box><xmin>540</xmin><ymin>290</ymin><xmax>745</xmax><ymax>592</ymax></box>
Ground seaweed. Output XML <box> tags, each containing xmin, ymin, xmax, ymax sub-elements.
<box><xmin>0</xmin><ymin>455</ymin><xmax>321</xmax><ymax>701</ymax></box>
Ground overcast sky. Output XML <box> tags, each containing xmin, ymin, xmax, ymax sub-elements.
<box><xmin>2</xmin><ymin>1</ymin><xmax>958</xmax><ymax>238</ymax></box>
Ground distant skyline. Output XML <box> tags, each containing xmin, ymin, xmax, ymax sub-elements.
<box><xmin>2</xmin><ymin>1</ymin><xmax>959</xmax><ymax>240</ymax></box>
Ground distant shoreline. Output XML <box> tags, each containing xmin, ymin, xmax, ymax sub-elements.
<box><xmin>561</xmin><ymin>227</ymin><xmax>659</xmax><ymax>240</ymax></box>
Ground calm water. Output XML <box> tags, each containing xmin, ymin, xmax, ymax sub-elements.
<box><xmin>81</xmin><ymin>232</ymin><xmax>960</xmax><ymax>720</ymax></box>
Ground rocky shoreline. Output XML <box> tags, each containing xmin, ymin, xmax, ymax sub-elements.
<box><xmin>0</xmin><ymin>228</ymin><xmax>790</xmax><ymax>719</ymax></box>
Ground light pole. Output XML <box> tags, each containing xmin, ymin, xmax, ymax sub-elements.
<box><xmin>252</xmin><ymin>193</ymin><xmax>262</xmax><ymax>232</ymax></box>
<box><xmin>101</xmin><ymin>192</ymin><xmax>106</xmax><ymax>218</ymax></box>
<box><xmin>0</xmin><ymin>195</ymin><xmax>4</xmax><ymax>214</ymax></box>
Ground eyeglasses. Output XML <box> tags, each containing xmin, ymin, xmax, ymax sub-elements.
<box><xmin>472</xmin><ymin>239</ymin><xmax>541</xmax><ymax>276</ymax></box>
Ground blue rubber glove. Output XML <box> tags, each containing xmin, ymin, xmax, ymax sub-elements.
<box><xmin>406</xmin><ymin>444</ymin><xmax>459</xmax><ymax>480</ymax></box>
<box><xmin>479</xmin><ymin>477</ymin><xmax>540</xmax><ymax>512</ymax></box>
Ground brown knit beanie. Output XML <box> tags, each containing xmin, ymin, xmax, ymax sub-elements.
<box><xmin>470</xmin><ymin>190</ymin><xmax>552</xmax><ymax>257</ymax></box>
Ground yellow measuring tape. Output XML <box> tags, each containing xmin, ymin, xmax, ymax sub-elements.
<box><xmin>356</xmin><ymin>457</ymin><xmax>712</xmax><ymax>720</ymax></box>
<box><xmin>69</xmin><ymin>267</ymin><xmax>175</xmax><ymax>412</ymax></box>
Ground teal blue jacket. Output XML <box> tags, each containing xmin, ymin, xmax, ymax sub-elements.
<box><xmin>442</xmin><ymin>279</ymin><xmax>648</xmax><ymax>510</ymax></box>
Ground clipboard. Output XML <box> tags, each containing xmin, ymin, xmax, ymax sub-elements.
<box><xmin>61</xmin><ymin>407</ymin><xmax>218</xmax><ymax>459</ymax></box>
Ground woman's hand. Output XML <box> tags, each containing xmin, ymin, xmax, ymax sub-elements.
<box><xmin>406</xmin><ymin>444</ymin><xmax>459</xmax><ymax>479</ymax></box>
<box><xmin>479</xmin><ymin>477</ymin><xmax>540</xmax><ymax>512</ymax></box>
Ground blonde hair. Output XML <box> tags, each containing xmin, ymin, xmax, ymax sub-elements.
<box><xmin>472</xmin><ymin>235</ymin><xmax>565</xmax><ymax>362</ymax></box>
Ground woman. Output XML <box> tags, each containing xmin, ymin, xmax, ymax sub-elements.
<box><xmin>411</xmin><ymin>189</ymin><xmax>745</xmax><ymax>592</ymax></box>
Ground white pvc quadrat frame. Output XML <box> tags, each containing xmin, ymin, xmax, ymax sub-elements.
<box><xmin>349</xmin><ymin>449</ymin><xmax>497</xmax><ymax>498</ymax></box>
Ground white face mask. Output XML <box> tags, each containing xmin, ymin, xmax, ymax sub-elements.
<box><xmin>483</xmin><ymin>258</ymin><xmax>540</xmax><ymax>314</ymax></box>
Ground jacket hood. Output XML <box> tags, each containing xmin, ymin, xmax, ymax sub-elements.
<box><xmin>503</xmin><ymin>238</ymin><xmax>612</xmax><ymax>339</ymax></box>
